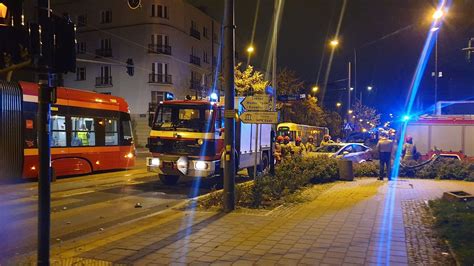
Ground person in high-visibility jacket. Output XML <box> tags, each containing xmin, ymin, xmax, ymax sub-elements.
<box><xmin>305</xmin><ymin>136</ymin><xmax>317</xmax><ymax>152</ymax></box>
<box><xmin>274</xmin><ymin>136</ymin><xmax>284</xmax><ymax>164</ymax></box>
<box><xmin>77</xmin><ymin>124</ymin><xmax>90</xmax><ymax>146</ymax></box>
<box><xmin>281</xmin><ymin>136</ymin><xmax>292</xmax><ymax>161</ymax></box>
<box><xmin>320</xmin><ymin>134</ymin><xmax>334</xmax><ymax>147</ymax></box>
<box><xmin>292</xmin><ymin>137</ymin><xmax>306</xmax><ymax>156</ymax></box>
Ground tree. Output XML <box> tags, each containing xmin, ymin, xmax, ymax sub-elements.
<box><xmin>276</xmin><ymin>68</ymin><xmax>305</xmax><ymax>95</ymax></box>
<box><xmin>351</xmin><ymin>100</ymin><xmax>381</xmax><ymax>131</ymax></box>
<box><xmin>234</xmin><ymin>63</ymin><xmax>268</xmax><ymax>96</ymax></box>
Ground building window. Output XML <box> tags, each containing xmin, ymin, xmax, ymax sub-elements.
<box><xmin>76</xmin><ymin>67</ymin><xmax>86</xmax><ymax>81</ymax></box>
<box><xmin>152</xmin><ymin>4</ymin><xmax>168</xmax><ymax>18</ymax></box>
<box><xmin>77</xmin><ymin>15</ymin><xmax>87</xmax><ymax>27</ymax></box>
<box><xmin>100</xmin><ymin>38</ymin><xmax>111</xmax><ymax>50</ymax></box>
<box><xmin>203</xmin><ymin>26</ymin><xmax>208</xmax><ymax>38</ymax></box>
<box><xmin>203</xmin><ymin>51</ymin><xmax>209</xmax><ymax>64</ymax></box>
<box><xmin>71</xmin><ymin>117</ymin><xmax>96</xmax><ymax>146</ymax></box>
<box><xmin>100</xmin><ymin>10</ymin><xmax>112</xmax><ymax>24</ymax></box>
<box><xmin>151</xmin><ymin>91</ymin><xmax>164</xmax><ymax>104</ymax></box>
<box><xmin>105</xmin><ymin>119</ymin><xmax>118</xmax><ymax>146</ymax></box>
<box><xmin>77</xmin><ymin>42</ymin><xmax>86</xmax><ymax>54</ymax></box>
<box><xmin>51</xmin><ymin>115</ymin><xmax>66</xmax><ymax>147</ymax></box>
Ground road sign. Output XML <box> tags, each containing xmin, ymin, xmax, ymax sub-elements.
<box><xmin>240</xmin><ymin>111</ymin><xmax>278</xmax><ymax>124</ymax></box>
<box><xmin>241</xmin><ymin>95</ymin><xmax>273</xmax><ymax>111</ymax></box>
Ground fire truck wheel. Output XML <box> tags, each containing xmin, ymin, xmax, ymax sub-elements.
<box><xmin>159</xmin><ymin>174</ymin><xmax>180</xmax><ymax>185</ymax></box>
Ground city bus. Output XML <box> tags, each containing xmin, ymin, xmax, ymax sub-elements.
<box><xmin>277</xmin><ymin>122</ymin><xmax>329</xmax><ymax>146</ymax></box>
<box><xmin>0</xmin><ymin>81</ymin><xmax>135</xmax><ymax>180</ymax></box>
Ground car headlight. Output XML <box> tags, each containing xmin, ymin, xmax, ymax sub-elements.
<box><xmin>151</xmin><ymin>158</ymin><xmax>160</xmax><ymax>166</ymax></box>
<box><xmin>194</xmin><ymin>161</ymin><xmax>208</xmax><ymax>170</ymax></box>
<box><xmin>197</xmin><ymin>139</ymin><xmax>204</xmax><ymax>145</ymax></box>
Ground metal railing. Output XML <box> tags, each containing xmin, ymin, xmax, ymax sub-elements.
<box><xmin>190</xmin><ymin>28</ymin><xmax>201</xmax><ymax>40</ymax></box>
<box><xmin>95</xmin><ymin>76</ymin><xmax>113</xmax><ymax>87</ymax></box>
<box><xmin>95</xmin><ymin>48</ymin><xmax>112</xmax><ymax>57</ymax></box>
<box><xmin>149</xmin><ymin>73</ymin><xmax>172</xmax><ymax>84</ymax></box>
<box><xmin>148</xmin><ymin>44</ymin><xmax>172</xmax><ymax>55</ymax></box>
<box><xmin>189</xmin><ymin>55</ymin><xmax>201</xmax><ymax>66</ymax></box>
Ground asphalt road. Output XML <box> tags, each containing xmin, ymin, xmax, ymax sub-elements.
<box><xmin>0</xmin><ymin>154</ymin><xmax>250</xmax><ymax>262</ymax></box>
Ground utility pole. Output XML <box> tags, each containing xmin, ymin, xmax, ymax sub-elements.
<box><xmin>434</xmin><ymin>36</ymin><xmax>438</xmax><ymax>114</ymax></box>
<box><xmin>347</xmin><ymin>62</ymin><xmax>351</xmax><ymax>117</ymax></box>
<box><xmin>223</xmin><ymin>0</ymin><xmax>235</xmax><ymax>212</ymax></box>
<box><xmin>269</xmin><ymin>0</ymin><xmax>279</xmax><ymax>176</ymax></box>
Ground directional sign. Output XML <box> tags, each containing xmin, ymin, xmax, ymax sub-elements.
<box><xmin>241</xmin><ymin>95</ymin><xmax>273</xmax><ymax>111</ymax></box>
<box><xmin>240</xmin><ymin>111</ymin><xmax>278</xmax><ymax>124</ymax></box>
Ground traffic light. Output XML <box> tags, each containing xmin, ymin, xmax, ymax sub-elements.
<box><xmin>126</xmin><ymin>58</ymin><xmax>134</xmax><ymax>76</ymax></box>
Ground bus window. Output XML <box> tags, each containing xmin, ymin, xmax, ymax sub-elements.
<box><xmin>121</xmin><ymin>120</ymin><xmax>133</xmax><ymax>145</ymax></box>
<box><xmin>71</xmin><ymin>117</ymin><xmax>96</xmax><ymax>146</ymax></box>
<box><xmin>51</xmin><ymin>115</ymin><xmax>67</xmax><ymax>147</ymax></box>
<box><xmin>105</xmin><ymin>119</ymin><xmax>118</xmax><ymax>145</ymax></box>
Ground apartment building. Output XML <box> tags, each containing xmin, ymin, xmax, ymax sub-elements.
<box><xmin>52</xmin><ymin>0</ymin><xmax>222</xmax><ymax>145</ymax></box>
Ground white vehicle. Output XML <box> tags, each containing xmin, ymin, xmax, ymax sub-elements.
<box><xmin>406</xmin><ymin>114</ymin><xmax>474</xmax><ymax>161</ymax></box>
<box><xmin>311</xmin><ymin>143</ymin><xmax>373</xmax><ymax>163</ymax></box>
<box><xmin>146</xmin><ymin>97</ymin><xmax>272</xmax><ymax>185</ymax></box>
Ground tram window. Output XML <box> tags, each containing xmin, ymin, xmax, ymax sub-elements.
<box><xmin>71</xmin><ymin>117</ymin><xmax>96</xmax><ymax>146</ymax></box>
<box><xmin>121</xmin><ymin>120</ymin><xmax>133</xmax><ymax>145</ymax></box>
<box><xmin>51</xmin><ymin>115</ymin><xmax>67</xmax><ymax>147</ymax></box>
<box><xmin>105</xmin><ymin>119</ymin><xmax>118</xmax><ymax>145</ymax></box>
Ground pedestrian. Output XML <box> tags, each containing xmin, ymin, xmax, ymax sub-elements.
<box><xmin>402</xmin><ymin>136</ymin><xmax>417</xmax><ymax>161</ymax></box>
<box><xmin>376</xmin><ymin>132</ymin><xmax>394</xmax><ymax>181</ymax></box>
<box><xmin>274</xmin><ymin>136</ymin><xmax>284</xmax><ymax>164</ymax></box>
<box><xmin>305</xmin><ymin>135</ymin><xmax>316</xmax><ymax>152</ymax></box>
<box><xmin>77</xmin><ymin>124</ymin><xmax>90</xmax><ymax>146</ymax></box>
<box><xmin>292</xmin><ymin>137</ymin><xmax>306</xmax><ymax>156</ymax></box>
<box><xmin>320</xmin><ymin>134</ymin><xmax>334</xmax><ymax>147</ymax></box>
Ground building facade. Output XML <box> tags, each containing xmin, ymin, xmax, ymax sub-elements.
<box><xmin>52</xmin><ymin>0</ymin><xmax>222</xmax><ymax>146</ymax></box>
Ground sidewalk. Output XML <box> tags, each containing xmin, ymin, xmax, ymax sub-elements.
<box><xmin>15</xmin><ymin>178</ymin><xmax>474</xmax><ymax>265</ymax></box>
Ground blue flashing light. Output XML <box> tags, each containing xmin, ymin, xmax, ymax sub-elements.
<box><xmin>210</xmin><ymin>92</ymin><xmax>218</xmax><ymax>101</ymax></box>
<box><xmin>402</xmin><ymin>115</ymin><xmax>411</xmax><ymax>122</ymax></box>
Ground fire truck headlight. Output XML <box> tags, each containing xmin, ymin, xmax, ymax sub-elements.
<box><xmin>125</xmin><ymin>152</ymin><xmax>134</xmax><ymax>159</ymax></box>
<box><xmin>151</xmin><ymin>158</ymin><xmax>160</xmax><ymax>166</ymax></box>
<box><xmin>197</xmin><ymin>139</ymin><xmax>204</xmax><ymax>145</ymax></box>
<box><xmin>194</xmin><ymin>161</ymin><xmax>208</xmax><ymax>170</ymax></box>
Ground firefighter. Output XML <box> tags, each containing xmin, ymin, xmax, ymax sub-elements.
<box><xmin>305</xmin><ymin>136</ymin><xmax>316</xmax><ymax>152</ymax></box>
<box><xmin>281</xmin><ymin>136</ymin><xmax>292</xmax><ymax>160</ymax></box>
<box><xmin>402</xmin><ymin>136</ymin><xmax>417</xmax><ymax>161</ymax></box>
<box><xmin>274</xmin><ymin>136</ymin><xmax>284</xmax><ymax>164</ymax></box>
<box><xmin>320</xmin><ymin>134</ymin><xmax>334</xmax><ymax>147</ymax></box>
<box><xmin>376</xmin><ymin>132</ymin><xmax>394</xmax><ymax>181</ymax></box>
<box><xmin>292</xmin><ymin>137</ymin><xmax>306</xmax><ymax>156</ymax></box>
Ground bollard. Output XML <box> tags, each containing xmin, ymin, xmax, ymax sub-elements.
<box><xmin>338</xmin><ymin>160</ymin><xmax>354</xmax><ymax>181</ymax></box>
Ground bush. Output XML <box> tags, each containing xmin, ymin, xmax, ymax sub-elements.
<box><xmin>354</xmin><ymin>161</ymin><xmax>379</xmax><ymax>177</ymax></box>
<box><xmin>415</xmin><ymin>159</ymin><xmax>473</xmax><ymax>181</ymax></box>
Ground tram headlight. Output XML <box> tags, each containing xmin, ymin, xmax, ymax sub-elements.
<box><xmin>194</xmin><ymin>161</ymin><xmax>208</xmax><ymax>170</ymax></box>
<box><xmin>150</xmin><ymin>158</ymin><xmax>161</xmax><ymax>166</ymax></box>
<box><xmin>125</xmin><ymin>152</ymin><xmax>134</xmax><ymax>159</ymax></box>
<box><xmin>197</xmin><ymin>139</ymin><xmax>204</xmax><ymax>145</ymax></box>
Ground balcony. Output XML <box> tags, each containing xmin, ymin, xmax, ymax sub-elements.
<box><xmin>190</xmin><ymin>55</ymin><xmax>201</xmax><ymax>66</ymax></box>
<box><xmin>95</xmin><ymin>48</ymin><xmax>112</xmax><ymax>57</ymax></box>
<box><xmin>95</xmin><ymin>76</ymin><xmax>113</xmax><ymax>87</ymax></box>
<box><xmin>190</xmin><ymin>28</ymin><xmax>201</xmax><ymax>40</ymax></box>
<box><xmin>148</xmin><ymin>44</ymin><xmax>172</xmax><ymax>55</ymax></box>
<box><xmin>149</xmin><ymin>73</ymin><xmax>172</xmax><ymax>84</ymax></box>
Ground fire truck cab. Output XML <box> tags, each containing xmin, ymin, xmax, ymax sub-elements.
<box><xmin>146</xmin><ymin>97</ymin><xmax>272</xmax><ymax>185</ymax></box>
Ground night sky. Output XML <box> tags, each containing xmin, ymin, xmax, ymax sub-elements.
<box><xmin>190</xmin><ymin>0</ymin><xmax>474</xmax><ymax>117</ymax></box>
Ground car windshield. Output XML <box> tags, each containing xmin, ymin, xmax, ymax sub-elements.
<box><xmin>315</xmin><ymin>144</ymin><xmax>344</xmax><ymax>153</ymax></box>
<box><xmin>152</xmin><ymin>105</ymin><xmax>214</xmax><ymax>132</ymax></box>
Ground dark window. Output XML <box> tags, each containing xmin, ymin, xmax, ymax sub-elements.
<box><xmin>203</xmin><ymin>26</ymin><xmax>208</xmax><ymax>38</ymax></box>
<box><xmin>121</xmin><ymin>119</ymin><xmax>133</xmax><ymax>145</ymax></box>
<box><xmin>77</xmin><ymin>15</ymin><xmax>87</xmax><ymax>27</ymax></box>
<box><xmin>100</xmin><ymin>10</ymin><xmax>112</xmax><ymax>24</ymax></box>
<box><xmin>76</xmin><ymin>67</ymin><xmax>86</xmax><ymax>81</ymax></box>
<box><xmin>154</xmin><ymin>5</ymin><xmax>168</xmax><ymax>18</ymax></box>
<box><xmin>105</xmin><ymin>119</ymin><xmax>118</xmax><ymax>145</ymax></box>
<box><xmin>77</xmin><ymin>42</ymin><xmax>86</xmax><ymax>54</ymax></box>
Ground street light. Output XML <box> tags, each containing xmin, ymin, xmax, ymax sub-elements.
<box><xmin>329</xmin><ymin>39</ymin><xmax>339</xmax><ymax>48</ymax></box>
<box><xmin>432</xmin><ymin>9</ymin><xmax>444</xmax><ymax>20</ymax></box>
<box><xmin>336</xmin><ymin>102</ymin><xmax>342</xmax><ymax>108</ymax></box>
<box><xmin>0</xmin><ymin>3</ymin><xmax>8</xmax><ymax>25</ymax></box>
<box><xmin>348</xmin><ymin>109</ymin><xmax>353</xmax><ymax>114</ymax></box>
<box><xmin>246</xmin><ymin>45</ymin><xmax>255</xmax><ymax>54</ymax></box>
<box><xmin>367</xmin><ymin>86</ymin><xmax>373</xmax><ymax>91</ymax></box>
<box><xmin>312</xmin><ymin>86</ymin><xmax>319</xmax><ymax>93</ymax></box>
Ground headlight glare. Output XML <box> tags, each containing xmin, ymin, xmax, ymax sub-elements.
<box><xmin>194</xmin><ymin>161</ymin><xmax>208</xmax><ymax>170</ymax></box>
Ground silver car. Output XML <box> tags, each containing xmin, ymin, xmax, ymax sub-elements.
<box><xmin>311</xmin><ymin>143</ymin><xmax>372</xmax><ymax>163</ymax></box>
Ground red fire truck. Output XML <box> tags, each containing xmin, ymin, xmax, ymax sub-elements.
<box><xmin>0</xmin><ymin>81</ymin><xmax>135</xmax><ymax>180</ymax></box>
<box><xmin>146</xmin><ymin>97</ymin><xmax>272</xmax><ymax>185</ymax></box>
<box><xmin>406</xmin><ymin>114</ymin><xmax>474</xmax><ymax>161</ymax></box>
